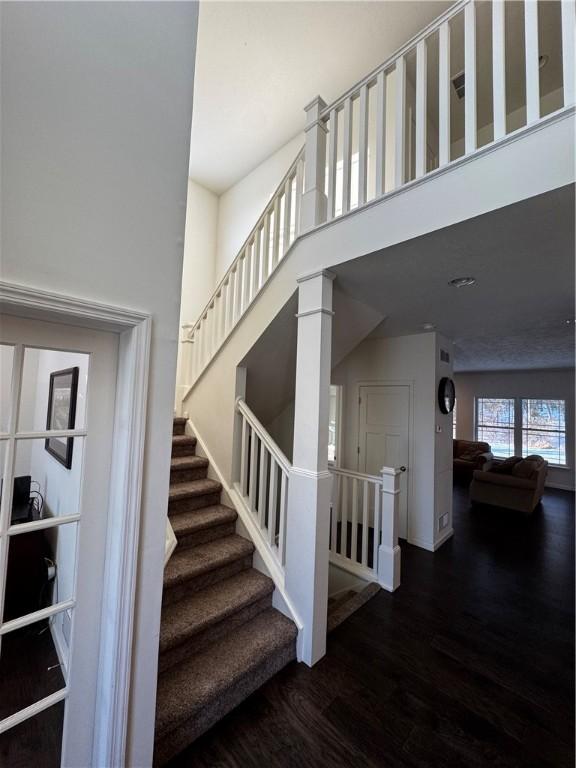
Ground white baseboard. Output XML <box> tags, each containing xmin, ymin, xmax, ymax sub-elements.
<box><xmin>545</xmin><ymin>481</ymin><xmax>575</xmax><ymax>492</ymax></box>
<box><xmin>408</xmin><ymin>527</ymin><xmax>454</xmax><ymax>552</ymax></box>
<box><xmin>50</xmin><ymin>614</ymin><xmax>69</xmax><ymax>681</ymax></box>
<box><xmin>406</xmin><ymin>535</ymin><xmax>434</xmax><ymax>551</ymax></box>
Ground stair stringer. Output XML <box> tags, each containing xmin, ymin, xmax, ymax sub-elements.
<box><xmin>184</xmin><ymin>415</ymin><xmax>305</xmax><ymax>661</ymax></box>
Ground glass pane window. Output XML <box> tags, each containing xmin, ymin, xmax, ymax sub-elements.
<box><xmin>522</xmin><ymin>399</ymin><xmax>566</xmax><ymax>465</ymax></box>
<box><xmin>328</xmin><ymin>385</ymin><xmax>342</xmax><ymax>465</ymax></box>
<box><xmin>476</xmin><ymin>398</ymin><xmax>515</xmax><ymax>458</ymax></box>
<box><xmin>0</xmin><ymin>618</ymin><xmax>66</xmax><ymax>721</ymax></box>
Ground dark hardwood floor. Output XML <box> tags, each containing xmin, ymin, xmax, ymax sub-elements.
<box><xmin>168</xmin><ymin>486</ymin><xmax>575</xmax><ymax>768</ymax></box>
<box><xmin>0</xmin><ymin>624</ymin><xmax>64</xmax><ymax>768</ymax></box>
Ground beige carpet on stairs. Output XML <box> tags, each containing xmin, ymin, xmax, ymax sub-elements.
<box><xmin>154</xmin><ymin>417</ymin><xmax>297</xmax><ymax>766</ymax></box>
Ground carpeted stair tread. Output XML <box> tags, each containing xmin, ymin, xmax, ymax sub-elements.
<box><xmin>171</xmin><ymin>455</ymin><xmax>209</xmax><ymax>472</ymax></box>
<box><xmin>170</xmin><ymin>505</ymin><xmax>237</xmax><ymax>539</ymax></box>
<box><xmin>172</xmin><ymin>434</ymin><xmax>196</xmax><ymax>446</ymax></box>
<box><xmin>163</xmin><ymin>535</ymin><xmax>254</xmax><ymax>589</ymax></box>
<box><xmin>159</xmin><ymin>569</ymin><xmax>274</xmax><ymax>654</ymax></box>
<box><xmin>169</xmin><ymin>478</ymin><xmax>222</xmax><ymax>501</ymax></box>
<box><xmin>173</xmin><ymin>417</ymin><xmax>187</xmax><ymax>426</ymax></box>
<box><xmin>155</xmin><ymin>607</ymin><xmax>297</xmax><ymax>740</ymax></box>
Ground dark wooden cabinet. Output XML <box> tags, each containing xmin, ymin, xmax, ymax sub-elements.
<box><xmin>3</xmin><ymin>530</ymin><xmax>53</xmax><ymax>622</ymax></box>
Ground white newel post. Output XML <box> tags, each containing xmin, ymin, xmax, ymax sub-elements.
<box><xmin>300</xmin><ymin>96</ymin><xmax>328</xmax><ymax>232</ymax></box>
<box><xmin>378</xmin><ymin>467</ymin><xmax>401</xmax><ymax>591</ymax></box>
<box><xmin>285</xmin><ymin>270</ymin><xmax>334</xmax><ymax>666</ymax></box>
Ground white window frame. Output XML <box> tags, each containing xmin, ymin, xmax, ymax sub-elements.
<box><xmin>474</xmin><ymin>396</ymin><xmax>568</xmax><ymax>467</ymax></box>
<box><xmin>521</xmin><ymin>398</ymin><xmax>567</xmax><ymax>468</ymax></box>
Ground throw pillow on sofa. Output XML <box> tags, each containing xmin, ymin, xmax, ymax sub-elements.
<box><xmin>492</xmin><ymin>456</ymin><xmax>522</xmax><ymax>474</ymax></box>
<box><xmin>512</xmin><ymin>459</ymin><xmax>538</xmax><ymax>479</ymax></box>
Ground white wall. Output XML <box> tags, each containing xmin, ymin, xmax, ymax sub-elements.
<box><xmin>179</xmin><ymin>179</ymin><xmax>218</xmax><ymax>326</ymax></box>
<box><xmin>331</xmin><ymin>332</ymin><xmax>453</xmax><ymax>551</ymax></box>
<box><xmin>454</xmin><ymin>368</ymin><xmax>575</xmax><ymax>491</ymax></box>
<box><xmin>215</xmin><ymin>133</ymin><xmax>304</xmax><ymax>281</ymax></box>
<box><xmin>0</xmin><ymin>3</ymin><xmax>198</xmax><ymax>765</ymax></box>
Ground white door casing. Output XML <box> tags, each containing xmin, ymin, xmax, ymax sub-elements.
<box><xmin>358</xmin><ymin>384</ymin><xmax>410</xmax><ymax>538</ymax></box>
<box><xmin>0</xmin><ymin>314</ymin><xmax>118</xmax><ymax>766</ymax></box>
<box><xmin>0</xmin><ymin>280</ymin><xmax>151</xmax><ymax>767</ymax></box>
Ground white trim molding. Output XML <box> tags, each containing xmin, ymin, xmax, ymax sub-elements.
<box><xmin>0</xmin><ymin>280</ymin><xmax>151</xmax><ymax>768</ymax></box>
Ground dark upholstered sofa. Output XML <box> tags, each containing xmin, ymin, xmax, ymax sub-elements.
<box><xmin>470</xmin><ymin>455</ymin><xmax>548</xmax><ymax>514</ymax></box>
<box><xmin>453</xmin><ymin>439</ymin><xmax>493</xmax><ymax>480</ymax></box>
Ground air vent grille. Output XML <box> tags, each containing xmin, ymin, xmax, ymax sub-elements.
<box><xmin>440</xmin><ymin>349</ymin><xmax>450</xmax><ymax>363</ymax></box>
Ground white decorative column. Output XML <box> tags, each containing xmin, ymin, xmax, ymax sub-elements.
<box><xmin>300</xmin><ymin>96</ymin><xmax>328</xmax><ymax>232</ymax></box>
<box><xmin>378</xmin><ymin>467</ymin><xmax>402</xmax><ymax>591</ymax></box>
<box><xmin>285</xmin><ymin>269</ymin><xmax>334</xmax><ymax>666</ymax></box>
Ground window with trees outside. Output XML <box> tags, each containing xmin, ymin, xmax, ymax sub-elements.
<box><xmin>522</xmin><ymin>399</ymin><xmax>566</xmax><ymax>466</ymax></box>
<box><xmin>475</xmin><ymin>397</ymin><xmax>567</xmax><ymax>466</ymax></box>
<box><xmin>476</xmin><ymin>398</ymin><xmax>515</xmax><ymax>458</ymax></box>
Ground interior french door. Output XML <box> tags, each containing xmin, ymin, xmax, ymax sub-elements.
<box><xmin>0</xmin><ymin>314</ymin><xmax>118</xmax><ymax>767</ymax></box>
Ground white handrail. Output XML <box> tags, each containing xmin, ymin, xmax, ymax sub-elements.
<box><xmin>236</xmin><ymin>398</ymin><xmax>291</xmax><ymax>475</ymax></box>
<box><xmin>319</xmin><ymin>0</ymin><xmax>469</xmax><ymax>119</ymax></box>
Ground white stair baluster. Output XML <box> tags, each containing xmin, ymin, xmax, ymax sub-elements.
<box><xmin>361</xmin><ymin>479</ymin><xmax>369</xmax><ymax>567</ymax></box>
<box><xmin>439</xmin><ymin>21</ymin><xmax>451</xmax><ymax>166</ymax></box>
<box><xmin>415</xmin><ymin>38</ymin><xmax>428</xmax><ymax>178</ymax></box>
<box><xmin>524</xmin><ymin>0</ymin><xmax>540</xmax><ymax>124</ymax></box>
<box><xmin>341</xmin><ymin>97</ymin><xmax>353</xmax><ymax>215</ymax></box>
<box><xmin>395</xmin><ymin>55</ymin><xmax>406</xmax><ymax>188</ymax></box>
<box><xmin>465</xmin><ymin>1</ymin><xmax>477</xmax><ymax>153</ymax></box>
<box><xmin>327</xmin><ymin>108</ymin><xmax>339</xmax><ymax>219</ymax></box>
<box><xmin>268</xmin><ymin>460</ymin><xmax>278</xmax><ymax>547</ymax></box>
<box><xmin>562</xmin><ymin>0</ymin><xmax>576</xmax><ymax>106</ymax></box>
<box><xmin>351</xmin><ymin>477</ymin><xmax>359</xmax><ymax>563</ymax></box>
<box><xmin>375</xmin><ymin>70</ymin><xmax>387</xmax><ymax>196</ymax></box>
<box><xmin>492</xmin><ymin>0</ymin><xmax>507</xmax><ymax>140</ymax></box>
<box><xmin>358</xmin><ymin>84</ymin><xmax>369</xmax><ymax>206</ymax></box>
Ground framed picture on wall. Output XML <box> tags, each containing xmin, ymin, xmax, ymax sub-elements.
<box><xmin>45</xmin><ymin>367</ymin><xmax>79</xmax><ymax>469</ymax></box>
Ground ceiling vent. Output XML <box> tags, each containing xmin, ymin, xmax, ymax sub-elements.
<box><xmin>452</xmin><ymin>71</ymin><xmax>465</xmax><ymax>100</ymax></box>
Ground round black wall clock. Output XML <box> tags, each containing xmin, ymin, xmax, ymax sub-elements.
<box><xmin>438</xmin><ymin>377</ymin><xmax>456</xmax><ymax>414</ymax></box>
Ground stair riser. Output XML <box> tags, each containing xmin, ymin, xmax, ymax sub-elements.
<box><xmin>173</xmin><ymin>423</ymin><xmax>186</xmax><ymax>436</ymax></box>
<box><xmin>169</xmin><ymin>492</ymin><xmax>221</xmax><ymax>516</ymax></box>
<box><xmin>162</xmin><ymin>556</ymin><xmax>253</xmax><ymax>607</ymax></box>
<box><xmin>176</xmin><ymin>521</ymin><xmax>236</xmax><ymax>550</ymax></box>
<box><xmin>171</xmin><ymin>443</ymin><xmax>196</xmax><ymax>459</ymax></box>
<box><xmin>170</xmin><ymin>466</ymin><xmax>208</xmax><ymax>485</ymax></box>
<box><xmin>158</xmin><ymin>594</ymin><xmax>272</xmax><ymax>674</ymax></box>
<box><xmin>154</xmin><ymin>640</ymin><xmax>296</xmax><ymax>765</ymax></box>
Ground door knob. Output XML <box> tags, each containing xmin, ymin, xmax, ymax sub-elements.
<box><xmin>399</xmin><ymin>466</ymin><xmax>407</xmax><ymax>472</ymax></box>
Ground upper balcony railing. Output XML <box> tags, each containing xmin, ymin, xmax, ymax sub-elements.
<box><xmin>181</xmin><ymin>0</ymin><xmax>575</xmax><ymax>392</ymax></box>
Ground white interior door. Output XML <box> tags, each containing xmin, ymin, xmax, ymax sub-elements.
<box><xmin>0</xmin><ymin>314</ymin><xmax>118</xmax><ymax>767</ymax></box>
<box><xmin>358</xmin><ymin>384</ymin><xmax>410</xmax><ymax>539</ymax></box>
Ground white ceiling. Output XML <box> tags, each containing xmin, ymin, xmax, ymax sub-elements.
<box><xmin>241</xmin><ymin>185</ymin><xmax>574</xmax><ymax>431</ymax></box>
<box><xmin>190</xmin><ymin>0</ymin><xmax>451</xmax><ymax>193</ymax></box>
<box><xmin>334</xmin><ymin>185</ymin><xmax>575</xmax><ymax>372</ymax></box>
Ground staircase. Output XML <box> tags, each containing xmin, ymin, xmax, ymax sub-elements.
<box><xmin>154</xmin><ymin>417</ymin><xmax>297</xmax><ymax>765</ymax></box>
